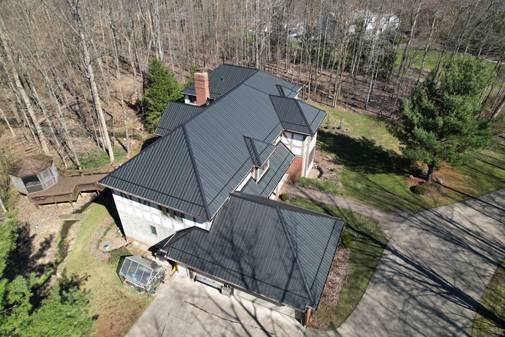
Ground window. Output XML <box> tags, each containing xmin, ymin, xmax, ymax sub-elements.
<box><xmin>150</xmin><ymin>225</ymin><xmax>157</xmax><ymax>236</ymax></box>
<box><xmin>254</xmin><ymin>160</ymin><xmax>269</xmax><ymax>182</ymax></box>
<box><xmin>185</xmin><ymin>95</ymin><xmax>197</xmax><ymax>105</ymax></box>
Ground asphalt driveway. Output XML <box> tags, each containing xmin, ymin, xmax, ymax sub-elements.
<box><xmin>338</xmin><ymin>189</ymin><xmax>505</xmax><ymax>337</ymax></box>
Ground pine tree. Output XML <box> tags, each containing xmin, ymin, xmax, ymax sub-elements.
<box><xmin>142</xmin><ymin>59</ymin><xmax>182</xmax><ymax>130</ymax></box>
<box><xmin>394</xmin><ymin>57</ymin><xmax>494</xmax><ymax>182</ymax></box>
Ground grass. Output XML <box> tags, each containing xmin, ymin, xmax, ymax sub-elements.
<box><xmin>394</xmin><ymin>49</ymin><xmax>502</xmax><ymax>78</ymax></box>
<box><xmin>286</xmin><ymin>197</ymin><xmax>387</xmax><ymax>329</ymax></box>
<box><xmin>472</xmin><ymin>261</ymin><xmax>505</xmax><ymax>337</ymax></box>
<box><xmin>299</xmin><ymin>176</ymin><xmax>341</xmax><ymax>194</ymax></box>
<box><xmin>61</xmin><ymin>200</ymin><xmax>151</xmax><ymax>337</ymax></box>
<box><xmin>307</xmin><ymin>103</ymin><xmax>505</xmax><ymax>213</ymax></box>
<box><xmin>78</xmin><ymin>147</ymin><xmax>127</xmax><ymax>170</ymax></box>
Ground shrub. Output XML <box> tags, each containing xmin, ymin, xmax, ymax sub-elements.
<box><xmin>410</xmin><ymin>183</ymin><xmax>429</xmax><ymax>195</ymax></box>
<box><xmin>279</xmin><ymin>193</ymin><xmax>289</xmax><ymax>201</ymax></box>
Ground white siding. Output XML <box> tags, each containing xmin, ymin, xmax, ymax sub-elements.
<box><xmin>280</xmin><ymin>131</ymin><xmax>305</xmax><ymax>156</ymax></box>
<box><xmin>304</xmin><ymin>131</ymin><xmax>317</xmax><ymax>175</ymax></box>
<box><xmin>112</xmin><ymin>191</ymin><xmax>211</xmax><ymax>247</ymax></box>
<box><xmin>281</xmin><ymin>131</ymin><xmax>317</xmax><ymax>177</ymax></box>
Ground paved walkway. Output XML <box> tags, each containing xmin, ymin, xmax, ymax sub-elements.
<box><xmin>337</xmin><ymin>189</ymin><xmax>505</xmax><ymax>337</ymax></box>
<box><xmin>285</xmin><ymin>184</ymin><xmax>408</xmax><ymax>237</ymax></box>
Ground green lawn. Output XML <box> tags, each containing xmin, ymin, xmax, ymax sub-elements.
<box><xmin>61</xmin><ymin>198</ymin><xmax>151</xmax><ymax>337</ymax></box>
<box><xmin>472</xmin><ymin>261</ymin><xmax>505</xmax><ymax>337</ymax></box>
<box><xmin>286</xmin><ymin>197</ymin><xmax>387</xmax><ymax>330</ymax></box>
<box><xmin>308</xmin><ymin>103</ymin><xmax>505</xmax><ymax>213</ymax></box>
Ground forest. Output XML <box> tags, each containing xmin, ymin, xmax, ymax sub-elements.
<box><xmin>0</xmin><ymin>0</ymin><xmax>504</xmax><ymax>203</ymax></box>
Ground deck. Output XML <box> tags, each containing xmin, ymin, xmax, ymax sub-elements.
<box><xmin>29</xmin><ymin>174</ymin><xmax>106</xmax><ymax>205</ymax></box>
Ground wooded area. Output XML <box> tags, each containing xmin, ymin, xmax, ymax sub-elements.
<box><xmin>0</xmin><ymin>0</ymin><xmax>504</xmax><ymax>195</ymax></box>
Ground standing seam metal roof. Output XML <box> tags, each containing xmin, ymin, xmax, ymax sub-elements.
<box><xmin>100</xmin><ymin>64</ymin><xmax>323</xmax><ymax>220</ymax></box>
<box><xmin>154</xmin><ymin>102</ymin><xmax>204</xmax><ymax>136</ymax></box>
<box><xmin>162</xmin><ymin>193</ymin><xmax>344</xmax><ymax>310</ymax></box>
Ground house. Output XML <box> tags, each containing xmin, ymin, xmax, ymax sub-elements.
<box><xmin>348</xmin><ymin>10</ymin><xmax>399</xmax><ymax>35</ymax></box>
<box><xmin>100</xmin><ymin>64</ymin><xmax>344</xmax><ymax>323</ymax></box>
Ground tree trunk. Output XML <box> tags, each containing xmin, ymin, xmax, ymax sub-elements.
<box><xmin>0</xmin><ymin>19</ymin><xmax>50</xmax><ymax>154</ymax></box>
<box><xmin>0</xmin><ymin>107</ymin><xmax>15</xmax><ymax>137</ymax></box>
<box><xmin>71</xmin><ymin>0</ymin><xmax>115</xmax><ymax>163</ymax></box>
<box><xmin>426</xmin><ymin>163</ymin><xmax>435</xmax><ymax>183</ymax></box>
<box><xmin>491</xmin><ymin>94</ymin><xmax>505</xmax><ymax>120</ymax></box>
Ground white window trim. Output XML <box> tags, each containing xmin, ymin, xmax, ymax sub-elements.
<box><xmin>254</xmin><ymin>160</ymin><xmax>270</xmax><ymax>183</ymax></box>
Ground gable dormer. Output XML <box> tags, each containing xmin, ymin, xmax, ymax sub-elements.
<box><xmin>243</xmin><ymin>136</ymin><xmax>276</xmax><ymax>183</ymax></box>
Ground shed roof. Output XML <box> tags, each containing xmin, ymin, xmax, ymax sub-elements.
<box><xmin>9</xmin><ymin>155</ymin><xmax>53</xmax><ymax>177</ymax></box>
<box><xmin>162</xmin><ymin>193</ymin><xmax>344</xmax><ymax>310</ymax></box>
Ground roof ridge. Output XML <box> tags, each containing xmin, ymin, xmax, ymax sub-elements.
<box><xmin>297</xmin><ymin>100</ymin><xmax>327</xmax><ymax>134</ymax></box>
<box><xmin>231</xmin><ymin>192</ymin><xmax>343</xmax><ymax>221</ymax></box>
<box><xmin>294</xmin><ymin>99</ymin><xmax>313</xmax><ymax>133</ymax></box>
<box><xmin>276</xmin><ymin>205</ymin><xmax>315</xmax><ymax>304</ymax></box>
<box><xmin>182</xmin><ymin>125</ymin><xmax>212</xmax><ymax>220</ymax></box>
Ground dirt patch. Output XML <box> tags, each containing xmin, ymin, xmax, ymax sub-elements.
<box><xmin>312</xmin><ymin>151</ymin><xmax>343</xmax><ymax>183</ymax></box>
<box><xmin>309</xmin><ymin>247</ymin><xmax>351</xmax><ymax>330</ymax></box>
<box><xmin>16</xmin><ymin>193</ymin><xmax>96</xmax><ymax>266</ymax></box>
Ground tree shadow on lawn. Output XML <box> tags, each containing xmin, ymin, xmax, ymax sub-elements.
<box><xmin>296</xmin><ymin>193</ymin><xmax>505</xmax><ymax>333</ymax></box>
<box><xmin>318</xmin><ymin>130</ymin><xmax>412</xmax><ymax>175</ymax></box>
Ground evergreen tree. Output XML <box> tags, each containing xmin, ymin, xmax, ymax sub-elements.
<box><xmin>0</xmin><ymin>214</ymin><xmax>92</xmax><ymax>337</ymax></box>
<box><xmin>394</xmin><ymin>57</ymin><xmax>494</xmax><ymax>182</ymax></box>
<box><xmin>142</xmin><ymin>59</ymin><xmax>182</xmax><ymax>130</ymax></box>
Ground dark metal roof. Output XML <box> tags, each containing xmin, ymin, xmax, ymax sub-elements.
<box><xmin>155</xmin><ymin>102</ymin><xmax>203</xmax><ymax>136</ymax></box>
<box><xmin>182</xmin><ymin>64</ymin><xmax>258</xmax><ymax>99</ymax></box>
<box><xmin>101</xmin><ymin>65</ymin><xmax>322</xmax><ymax>220</ymax></box>
<box><xmin>241</xmin><ymin>143</ymin><xmax>293</xmax><ymax>197</ymax></box>
<box><xmin>243</xmin><ymin>136</ymin><xmax>276</xmax><ymax>167</ymax></box>
<box><xmin>270</xmin><ymin>96</ymin><xmax>326</xmax><ymax>135</ymax></box>
<box><xmin>100</xmin><ymin>127</ymin><xmax>210</xmax><ymax>219</ymax></box>
<box><xmin>162</xmin><ymin>193</ymin><xmax>344</xmax><ymax>310</ymax></box>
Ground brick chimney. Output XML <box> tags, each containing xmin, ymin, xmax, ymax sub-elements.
<box><xmin>194</xmin><ymin>72</ymin><xmax>210</xmax><ymax>106</ymax></box>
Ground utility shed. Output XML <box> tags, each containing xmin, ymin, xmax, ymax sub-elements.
<box><xmin>119</xmin><ymin>256</ymin><xmax>165</xmax><ymax>294</ymax></box>
<box><xmin>8</xmin><ymin>155</ymin><xmax>58</xmax><ymax>194</ymax></box>
<box><xmin>161</xmin><ymin>193</ymin><xmax>344</xmax><ymax>318</ymax></box>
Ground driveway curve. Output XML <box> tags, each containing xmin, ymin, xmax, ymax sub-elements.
<box><xmin>338</xmin><ymin>190</ymin><xmax>505</xmax><ymax>337</ymax></box>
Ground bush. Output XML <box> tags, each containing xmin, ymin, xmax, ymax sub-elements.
<box><xmin>279</xmin><ymin>193</ymin><xmax>289</xmax><ymax>201</ymax></box>
<box><xmin>410</xmin><ymin>183</ymin><xmax>429</xmax><ymax>195</ymax></box>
